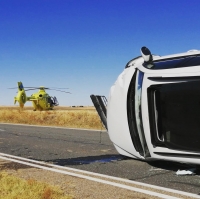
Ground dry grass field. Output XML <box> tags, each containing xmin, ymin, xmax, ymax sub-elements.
<box><xmin>0</xmin><ymin>106</ymin><xmax>105</xmax><ymax>130</ymax></box>
<box><xmin>0</xmin><ymin>171</ymin><xmax>73</xmax><ymax>199</ymax></box>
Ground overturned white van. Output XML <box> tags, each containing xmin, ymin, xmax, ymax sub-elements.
<box><xmin>91</xmin><ymin>47</ymin><xmax>200</xmax><ymax>165</ymax></box>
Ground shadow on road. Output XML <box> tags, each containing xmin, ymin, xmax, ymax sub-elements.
<box><xmin>36</xmin><ymin>153</ymin><xmax>200</xmax><ymax>176</ymax></box>
<box><xmin>45</xmin><ymin>154</ymin><xmax>126</xmax><ymax>166</ymax></box>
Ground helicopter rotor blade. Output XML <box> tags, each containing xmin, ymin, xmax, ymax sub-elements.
<box><xmin>47</xmin><ymin>88</ymin><xmax>71</xmax><ymax>94</ymax></box>
<box><xmin>48</xmin><ymin>87</ymin><xmax>69</xmax><ymax>89</ymax></box>
<box><xmin>24</xmin><ymin>87</ymin><xmax>48</xmax><ymax>90</ymax></box>
<box><xmin>24</xmin><ymin>88</ymin><xmax>71</xmax><ymax>93</ymax></box>
<box><xmin>24</xmin><ymin>87</ymin><xmax>70</xmax><ymax>90</ymax></box>
<box><xmin>24</xmin><ymin>88</ymin><xmax>39</xmax><ymax>91</ymax></box>
<box><xmin>9</xmin><ymin>86</ymin><xmax>69</xmax><ymax>89</ymax></box>
<box><xmin>22</xmin><ymin>87</ymin><xmax>38</xmax><ymax>88</ymax></box>
<box><xmin>9</xmin><ymin>86</ymin><xmax>71</xmax><ymax>93</ymax></box>
<box><xmin>9</xmin><ymin>87</ymin><xmax>41</xmax><ymax>90</ymax></box>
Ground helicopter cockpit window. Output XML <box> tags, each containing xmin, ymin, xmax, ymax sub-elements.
<box><xmin>145</xmin><ymin>55</ymin><xmax>200</xmax><ymax>70</ymax></box>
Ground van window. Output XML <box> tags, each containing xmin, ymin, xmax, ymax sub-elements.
<box><xmin>144</xmin><ymin>55</ymin><xmax>200</xmax><ymax>70</ymax></box>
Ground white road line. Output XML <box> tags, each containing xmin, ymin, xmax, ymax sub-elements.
<box><xmin>0</xmin><ymin>129</ymin><xmax>5</xmax><ymax>131</ymax></box>
<box><xmin>0</xmin><ymin>122</ymin><xmax>106</xmax><ymax>132</ymax></box>
<box><xmin>0</xmin><ymin>155</ymin><xmax>180</xmax><ymax>199</ymax></box>
<box><xmin>0</xmin><ymin>153</ymin><xmax>199</xmax><ymax>199</ymax></box>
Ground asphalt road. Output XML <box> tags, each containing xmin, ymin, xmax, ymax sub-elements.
<box><xmin>0</xmin><ymin>123</ymin><xmax>200</xmax><ymax>195</ymax></box>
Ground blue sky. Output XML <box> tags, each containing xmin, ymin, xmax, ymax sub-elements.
<box><xmin>0</xmin><ymin>0</ymin><xmax>200</xmax><ymax>106</ymax></box>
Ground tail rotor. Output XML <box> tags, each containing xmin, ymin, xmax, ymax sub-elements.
<box><xmin>14</xmin><ymin>82</ymin><xmax>27</xmax><ymax>108</ymax></box>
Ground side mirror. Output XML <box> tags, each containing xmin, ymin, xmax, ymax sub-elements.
<box><xmin>141</xmin><ymin>46</ymin><xmax>153</xmax><ymax>63</ymax></box>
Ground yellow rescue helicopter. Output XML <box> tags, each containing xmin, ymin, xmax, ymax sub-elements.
<box><xmin>11</xmin><ymin>82</ymin><xmax>71</xmax><ymax>111</ymax></box>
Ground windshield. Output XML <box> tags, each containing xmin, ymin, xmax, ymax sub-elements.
<box><xmin>127</xmin><ymin>70</ymin><xmax>149</xmax><ymax>157</ymax></box>
<box><xmin>135</xmin><ymin>71</ymin><xmax>145</xmax><ymax>149</ymax></box>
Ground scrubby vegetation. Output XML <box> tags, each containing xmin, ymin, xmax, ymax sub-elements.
<box><xmin>0</xmin><ymin>106</ymin><xmax>105</xmax><ymax>130</ymax></box>
<box><xmin>0</xmin><ymin>172</ymin><xmax>73</xmax><ymax>199</ymax></box>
